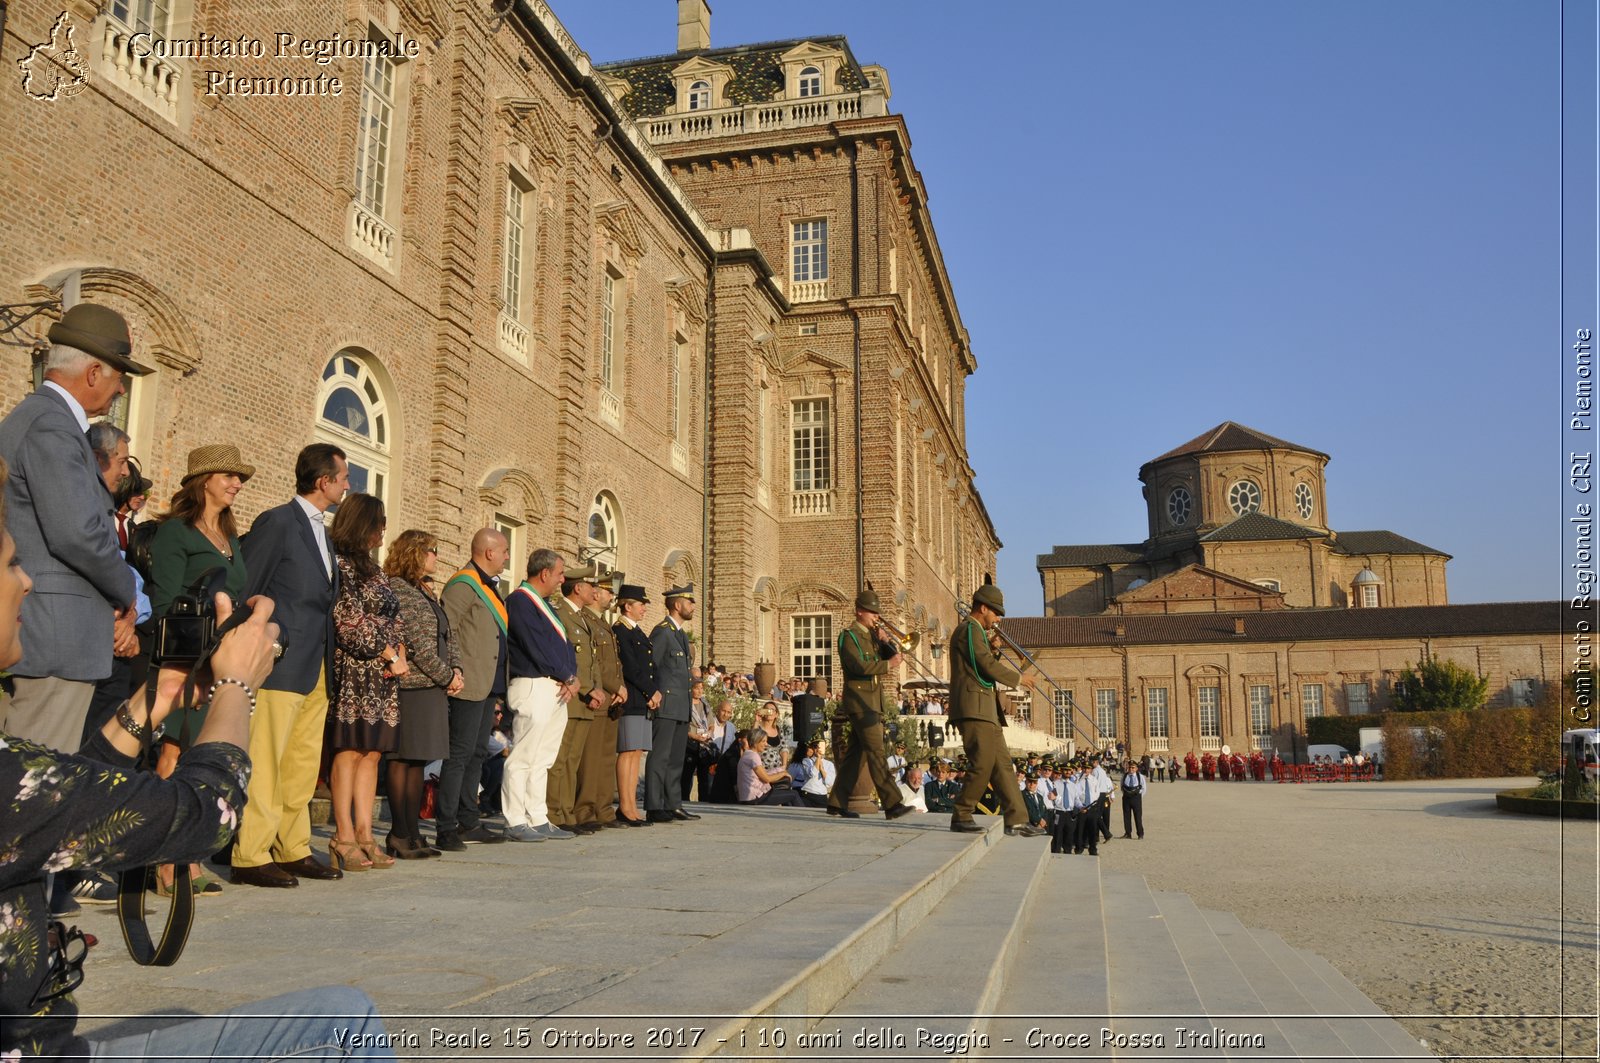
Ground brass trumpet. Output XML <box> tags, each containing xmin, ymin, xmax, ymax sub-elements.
<box><xmin>876</xmin><ymin>616</ymin><xmax>919</xmax><ymax>655</ymax></box>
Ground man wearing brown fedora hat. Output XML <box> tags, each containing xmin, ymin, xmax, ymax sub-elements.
<box><xmin>0</xmin><ymin>303</ymin><xmax>149</xmax><ymax>753</ymax></box>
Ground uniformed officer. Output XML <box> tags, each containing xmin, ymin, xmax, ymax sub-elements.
<box><xmin>646</xmin><ymin>584</ymin><xmax>698</xmax><ymax>822</ymax></box>
<box><xmin>827</xmin><ymin>589</ymin><xmax>915</xmax><ymax>820</ymax></box>
<box><xmin>547</xmin><ymin>564</ymin><xmax>603</xmax><ymax>834</ymax></box>
<box><xmin>1022</xmin><ymin>774</ymin><xmax>1047</xmax><ymax>828</ymax></box>
<box><xmin>947</xmin><ymin>585</ymin><xmax>1046</xmax><ymax>837</ymax></box>
<box><xmin>1119</xmin><ymin>759</ymin><xmax>1146</xmax><ymax>838</ymax></box>
<box><xmin>573</xmin><ymin>575</ymin><xmax>625</xmax><ymax>830</ymax></box>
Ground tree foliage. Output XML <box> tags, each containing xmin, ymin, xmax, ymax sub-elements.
<box><xmin>1391</xmin><ymin>657</ymin><xmax>1489</xmax><ymax>713</ymax></box>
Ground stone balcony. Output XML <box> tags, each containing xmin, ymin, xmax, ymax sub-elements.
<box><xmin>638</xmin><ymin>90</ymin><xmax>889</xmax><ymax>147</ymax></box>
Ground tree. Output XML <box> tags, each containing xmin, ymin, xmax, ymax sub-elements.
<box><xmin>1391</xmin><ymin>658</ymin><xmax>1489</xmax><ymax>713</ymax></box>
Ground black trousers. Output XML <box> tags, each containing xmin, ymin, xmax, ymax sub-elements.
<box><xmin>1098</xmin><ymin>796</ymin><xmax>1113</xmax><ymax>840</ymax></box>
<box><xmin>1122</xmin><ymin>792</ymin><xmax>1144</xmax><ymax>837</ymax></box>
<box><xmin>438</xmin><ymin>693</ymin><xmax>497</xmax><ymax>833</ymax></box>
<box><xmin>1072</xmin><ymin>810</ymin><xmax>1098</xmax><ymax>854</ymax></box>
<box><xmin>1051</xmin><ymin>809</ymin><xmax>1077</xmax><ymax>853</ymax></box>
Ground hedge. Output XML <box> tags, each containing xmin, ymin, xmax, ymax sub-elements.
<box><xmin>1379</xmin><ymin>706</ymin><xmax>1563</xmax><ymax>780</ymax></box>
<box><xmin>1305</xmin><ymin>713</ymin><xmax>1383</xmax><ymax>752</ymax></box>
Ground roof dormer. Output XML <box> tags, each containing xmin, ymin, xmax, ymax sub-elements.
<box><xmin>669</xmin><ymin>55</ymin><xmax>736</xmax><ymax>113</ymax></box>
<box><xmin>777</xmin><ymin>41</ymin><xmax>846</xmax><ymax>100</ymax></box>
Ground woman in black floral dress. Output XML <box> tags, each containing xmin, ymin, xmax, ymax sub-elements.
<box><xmin>327</xmin><ymin>493</ymin><xmax>408</xmax><ymax>871</ymax></box>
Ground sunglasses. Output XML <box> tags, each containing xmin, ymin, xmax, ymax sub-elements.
<box><xmin>30</xmin><ymin>922</ymin><xmax>88</xmax><ymax>1008</ymax></box>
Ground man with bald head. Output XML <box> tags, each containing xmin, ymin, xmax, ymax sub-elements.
<box><xmin>436</xmin><ymin>528</ymin><xmax>512</xmax><ymax>849</ymax></box>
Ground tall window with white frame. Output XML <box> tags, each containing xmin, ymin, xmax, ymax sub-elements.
<box><xmin>791</xmin><ymin>219</ymin><xmax>828</xmax><ymax>299</ymax></box>
<box><xmin>501</xmin><ymin>175</ymin><xmax>528</xmax><ymax>317</ymax></box>
<box><xmin>1345</xmin><ymin>682</ymin><xmax>1370</xmax><ymax>714</ymax></box>
<box><xmin>797</xmin><ymin>65</ymin><xmax>822</xmax><ymax>97</ymax></box>
<box><xmin>1094</xmin><ymin>688</ymin><xmax>1117</xmax><ymax>742</ymax></box>
<box><xmin>1147</xmin><ymin>687</ymin><xmax>1170</xmax><ymax>745</ymax></box>
<box><xmin>354</xmin><ymin>39</ymin><xmax>397</xmax><ymax>220</ymax></box>
<box><xmin>1248</xmin><ymin>684</ymin><xmax>1272</xmax><ymax>746</ymax></box>
<box><xmin>1301</xmin><ymin>683</ymin><xmax>1324</xmax><ymax>719</ymax></box>
<box><xmin>1360</xmin><ymin>584</ymin><xmax>1379</xmax><ymax>608</ymax></box>
<box><xmin>1052</xmin><ymin>690</ymin><xmax>1071</xmax><ymax>741</ymax></box>
<box><xmin>1198</xmin><ymin>686</ymin><xmax>1221</xmax><ymax>742</ymax></box>
<box><xmin>316</xmin><ymin>354</ymin><xmax>391</xmax><ymax>510</ymax></box>
<box><xmin>669</xmin><ymin>337</ymin><xmax>683</xmax><ymax>441</ymax></box>
<box><xmin>791</xmin><ymin>615</ymin><xmax>833</xmax><ymax>683</ymax></box>
<box><xmin>791</xmin><ymin>398</ymin><xmax>831</xmax><ymax>511</ymax></box>
<box><xmin>600</xmin><ymin>270</ymin><xmax>617</xmax><ymax>392</ymax></box>
<box><xmin>110</xmin><ymin>0</ymin><xmax>170</xmax><ymax>35</ymax></box>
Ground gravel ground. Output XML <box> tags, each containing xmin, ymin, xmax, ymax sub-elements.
<box><xmin>1099</xmin><ymin>774</ymin><xmax>1599</xmax><ymax>1061</ymax></box>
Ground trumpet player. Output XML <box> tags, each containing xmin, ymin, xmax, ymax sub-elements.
<box><xmin>827</xmin><ymin>590</ymin><xmax>916</xmax><ymax>821</ymax></box>
<box><xmin>948</xmin><ymin>585</ymin><xmax>1047</xmax><ymax>837</ymax></box>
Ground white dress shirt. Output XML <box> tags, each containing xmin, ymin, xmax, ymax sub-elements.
<box><xmin>293</xmin><ymin>494</ymin><xmax>333</xmax><ymax>578</ymax></box>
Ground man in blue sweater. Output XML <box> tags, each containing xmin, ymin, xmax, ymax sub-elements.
<box><xmin>501</xmin><ymin>548</ymin><xmax>579</xmax><ymax>842</ymax></box>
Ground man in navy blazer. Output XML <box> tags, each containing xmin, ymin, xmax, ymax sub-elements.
<box><xmin>0</xmin><ymin>304</ymin><xmax>145</xmax><ymax>753</ymax></box>
<box><xmin>231</xmin><ymin>443</ymin><xmax>348</xmax><ymax>887</ymax></box>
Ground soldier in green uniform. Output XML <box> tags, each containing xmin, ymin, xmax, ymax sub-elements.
<box><xmin>827</xmin><ymin>589</ymin><xmax>915</xmax><ymax>820</ymax></box>
<box><xmin>947</xmin><ymin>584</ymin><xmax>1047</xmax><ymax>837</ymax></box>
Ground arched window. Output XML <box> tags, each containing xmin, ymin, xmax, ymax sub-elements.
<box><xmin>315</xmin><ymin>352</ymin><xmax>392</xmax><ymax>505</ymax></box>
<box><xmin>798</xmin><ymin>66</ymin><xmax>822</xmax><ymax>98</ymax></box>
<box><xmin>586</xmin><ymin>491</ymin><xmax>621</xmax><ymax>570</ymax></box>
<box><xmin>688</xmin><ymin>80</ymin><xmax>711</xmax><ymax>110</ymax></box>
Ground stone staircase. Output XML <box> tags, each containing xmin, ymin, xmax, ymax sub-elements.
<box><xmin>540</xmin><ymin>816</ymin><xmax>1432</xmax><ymax>1062</ymax></box>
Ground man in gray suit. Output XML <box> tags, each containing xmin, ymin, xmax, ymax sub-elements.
<box><xmin>646</xmin><ymin>583</ymin><xmax>698</xmax><ymax>822</ymax></box>
<box><xmin>0</xmin><ymin>304</ymin><xmax>146</xmax><ymax>752</ymax></box>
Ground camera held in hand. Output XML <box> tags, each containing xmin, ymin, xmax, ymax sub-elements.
<box><xmin>150</xmin><ymin>567</ymin><xmax>254</xmax><ymax>667</ymax></box>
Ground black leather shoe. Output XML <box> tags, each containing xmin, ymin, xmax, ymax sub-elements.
<box><xmin>458</xmin><ymin>825</ymin><xmax>506</xmax><ymax>844</ymax></box>
<box><xmin>1121</xmin><ymin>833</ymin><xmax>1133</xmax><ymax>839</ymax></box>
<box><xmin>434</xmin><ymin>830</ymin><xmax>467</xmax><ymax>852</ymax></box>
<box><xmin>646</xmin><ymin>811</ymin><xmax>676</xmax><ymax>823</ymax></box>
<box><xmin>276</xmin><ymin>855</ymin><xmax>342</xmax><ymax>880</ymax></box>
<box><xmin>618</xmin><ymin>815</ymin><xmax>651</xmax><ymax>827</ymax></box>
<box><xmin>1004</xmin><ymin>825</ymin><xmax>1049</xmax><ymax>838</ymax></box>
<box><xmin>950</xmin><ymin>819</ymin><xmax>984</xmax><ymax>833</ymax></box>
<box><xmin>825</xmin><ymin>807</ymin><xmax>861</xmax><ymax>819</ymax></box>
<box><xmin>567</xmin><ymin>822</ymin><xmax>598</xmax><ymax>835</ymax></box>
<box><xmin>578</xmin><ymin>821</ymin><xmax>604</xmax><ymax>833</ymax></box>
<box><xmin>600</xmin><ymin>818</ymin><xmax>627</xmax><ymax>829</ymax></box>
<box><xmin>671</xmin><ymin>809</ymin><xmax>700</xmax><ymax>821</ymax></box>
<box><xmin>884</xmin><ymin>804</ymin><xmax>916</xmax><ymax>820</ymax></box>
<box><xmin>232</xmin><ymin>863</ymin><xmax>298</xmax><ymax>888</ymax></box>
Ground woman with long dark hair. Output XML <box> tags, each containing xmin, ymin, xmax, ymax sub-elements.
<box><xmin>327</xmin><ymin>493</ymin><xmax>407</xmax><ymax>871</ymax></box>
<box><xmin>383</xmin><ymin>530</ymin><xmax>462</xmax><ymax>858</ymax></box>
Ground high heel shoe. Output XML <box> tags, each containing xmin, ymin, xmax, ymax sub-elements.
<box><xmin>383</xmin><ymin>832</ymin><xmax>431</xmax><ymax>860</ymax></box>
<box><xmin>328</xmin><ymin>838</ymin><xmax>371</xmax><ymax>872</ymax></box>
<box><xmin>358</xmin><ymin>836</ymin><xmax>395</xmax><ymax>869</ymax></box>
<box><xmin>410</xmin><ymin>835</ymin><xmax>442</xmax><ymax>858</ymax></box>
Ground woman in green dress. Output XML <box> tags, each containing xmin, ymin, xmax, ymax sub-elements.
<box><xmin>147</xmin><ymin>443</ymin><xmax>253</xmax><ymax>895</ymax></box>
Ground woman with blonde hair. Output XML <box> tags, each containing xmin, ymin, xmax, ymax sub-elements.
<box><xmin>383</xmin><ymin>529</ymin><xmax>463</xmax><ymax>858</ymax></box>
<box><xmin>327</xmin><ymin>493</ymin><xmax>407</xmax><ymax>871</ymax></box>
<box><xmin>146</xmin><ymin>443</ymin><xmax>255</xmax><ymax>896</ymax></box>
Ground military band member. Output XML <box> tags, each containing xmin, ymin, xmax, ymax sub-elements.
<box><xmin>947</xmin><ymin>585</ymin><xmax>1046</xmax><ymax>837</ymax></box>
<box><xmin>826</xmin><ymin>590</ymin><xmax>915</xmax><ymax>820</ymax></box>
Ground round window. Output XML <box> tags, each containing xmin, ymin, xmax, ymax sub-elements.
<box><xmin>1227</xmin><ymin>479</ymin><xmax>1261</xmax><ymax>516</ymax></box>
<box><xmin>1167</xmin><ymin>486</ymin><xmax>1192</xmax><ymax>527</ymax></box>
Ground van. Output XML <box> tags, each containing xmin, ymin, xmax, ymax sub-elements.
<box><xmin>1306</xmin><ymin>744</ymin><xmax>1349</xmax><ymax>761</ymax></box>
<box><xmin>1561</xmin><ymin>729</ymin><xmax>1599</xmax><ymax>781</ymax></box>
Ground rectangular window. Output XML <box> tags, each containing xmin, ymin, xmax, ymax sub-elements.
<box><xmin>110</xmin><ymin>0</ymin><xmax>170</xmax><ymax>34</ymax></box>
<box><xmin>1302</xmin><ymin>683</ymin><xmax>1325</xmax><ymax>719</ymax></box>
<box><xmin>791</xmin><ymin>614</ymin><xmax>833</xmax><ymax>682</ymax></box>
<box><xmin>1345</xmin><ymin>682</ymin><xmax>1370</xmax><ymax>714</ymax></box>
<box><xmin>501</xmin><ymin>177</ymin><xmax>527</xmax><ymax>314</ymax></box>
<box><xmin>354</xmin><ymin>39</ymin><xmax>398</xmax><ymax>216</ymax></box>
<box><xmin>1361</xmin><ymin>584</ymin><xmax>1379</xmax><ymax>608</ymax></box>
<box><xmin>1147</xmin><ymin>687</ymin><xmax>1170</xmax><ymax>739</ymax></box>
<box><xmin>1198</xmin><ymin>686</ymin><xmax>1220</xmax><ymax>738</ymax></box>
<box><xmin>1249</xmin><ymin>684</ymin><xmax>1272</xmax><ymax>737</ymax></box>
<box><xmin>1052</xmin><ymin>690</ymin><xmax>1072</xmax><ymax>741</ymax></box>
<box><xmin>791</xmin><ymin>398</ymin><xmax>831</xmax><ymax>492</ymax></box>
<box><xmin>791</xmin><ymin>219</ymin><xmax>829</xmax><ymax>282</ymax></box>
<box><xmin>1094</xmin><ymin>689</ymin><xmax>1118</xmax><ymax>739</ymax></box>
<box><xmin>670</xmin><ymin>338</ymin><xmax>683</xmax><ymax>442</ymax></box>
<box><xmin>1510</xmin><ymin>678</ymin><xmax>1538</xmax><ymax>707</ymax></box>
<box><xmin>601</xmin><ymin>271</ymin><xmax>617</xmax><ymax>391</ymax></box>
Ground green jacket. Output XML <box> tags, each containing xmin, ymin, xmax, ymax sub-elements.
<box><xmin>837</xmin><ymin>620</ymin><xmax>889</xmax><ymax>719</ymax></box>
<box><xmin>947</xmin><ymin>616</ymin><xmax>1022</xmax><ymax>727</ymax></box>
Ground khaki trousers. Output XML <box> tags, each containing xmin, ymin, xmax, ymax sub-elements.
<box><xmin>827</xmin><ymin>710</ymin><xmax>902</xmax><ymax>812</ymax></box>
<box><xmin>546</xmin><ymin>711</ymin><xmax>589</xmax><ymax>827</ymax></box>
<box><xmin>574</xmin><ymin>710</ymin><xmax>619</xmax><ymax>825</ymax></box>
<box><xmin>234</xmin><ymin>676</ymin><xmax>328</xmax><ymax>868</ymax></box>
<box><xmin>1</xmin><ymin>676</ymin><xmax>95</xmax><ymax>753</ymax></box>
<box><xmin>953</xmin><ymin>718</ymin><xmax>1027</xmax><ymax>827</ymax></box>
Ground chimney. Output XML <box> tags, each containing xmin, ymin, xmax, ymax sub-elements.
<box><xmin>678</xmin><ymin>0</ymin><xmax>711</xmax><ymax>52</ymax></box>
<box><xmin>1114</xmin><ymin>622</ymin><xmax>1126</xmax><ymax>639</ymax></box>
<box><xmin>1233</xmin><ymin>617</ymin><xmax>1246</xmax><ymax>636</ymax></box>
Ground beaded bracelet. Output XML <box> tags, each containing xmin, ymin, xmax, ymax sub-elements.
<box><xmin>209</xmin><ymin>677</ymin><xmax>258</xmax><ymax>716</ymax></box>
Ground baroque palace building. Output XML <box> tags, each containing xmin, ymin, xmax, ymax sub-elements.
<box><xmin>1013</xmin><ymin>423</ymin><xmax>1565</xmax><ymax>757</ymax></box>
<box><xmin>0</xmin><ymin>0</ymin><xmax>997</xmax><ymax>683</ymax></box>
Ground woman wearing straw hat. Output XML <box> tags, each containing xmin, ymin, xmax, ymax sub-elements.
<box><xmin>147</xmin><ymin>443</ymin><xmax>255</xmax><ymax>896</ymax></box>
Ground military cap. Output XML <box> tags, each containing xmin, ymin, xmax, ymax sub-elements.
<box><xmin>971</xmin><ymin>583</ymin><xmax>1006</xmax><ymax>616</ymax></box>
<box><xmin>617</xmin><ymin>583</ymin><xmax>649</xmax><ymax>603</ymax></box>
<box><xmin>664</xmin><ymin>582</ymin><xmax>695</xmax><ymax>601</ymax></box>
<box><xmin>49</xmin><ymin>303</ymin><xmax>154</xmax><ymax>376</ymax></box>
<box><xmin>565</xmin><ymin>563</ymin><xmax>600</xmax><ymax>583</ymax></box>
<box><xmin>854</xmin><ymin>588</ymin><xmax>882</xmax><ymax>614</ymax></box>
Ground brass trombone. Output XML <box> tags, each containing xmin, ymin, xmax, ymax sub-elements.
<box><xmin>955</xmin><ymin>599</ymin><xmax>1106</xmax><ymax>750</ymax></box>
<box><xmin>874</xmin><ymin>616</ymin><xmax>947</xmax><ymax>688</ymax></box>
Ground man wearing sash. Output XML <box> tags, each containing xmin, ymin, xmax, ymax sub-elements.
<box><xmin>436</xmin><ymin>528</ymin><xmax>512</xmax><ymax>850</ymax></box>
<box><xmin>501</xmin><ymin>548</ymin><xmax>579</xmax><ymax>841</ymax></box>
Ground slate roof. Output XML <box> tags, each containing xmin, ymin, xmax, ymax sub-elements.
<box><xmin>1199</xmin><ymin>513</ymin><xmax>1322</xmax><ymax>543</ymax></box>
<box><xmin>1332</xmin><ymin>530</ymin><xmax>1451</xmax><ymax>558</ymax></box>
<box><xmin>1003</xmin><ymin>601</ymin><xmax>1566</xmax><ymax>649</ymax></box>
<box><xmin>1036</xmin><ymin>543</ymin><xmax>1147</xmax><ymax>567</ymax></box>
<box><xmin>598</xmin><ymin>36</ymin><xmax>869</xmax><ymax>121</ymax></box>
<box><xmin>1146</xmin><ymin>421</ymin><xmax>1329</xmax><ymax>467</ymax></box>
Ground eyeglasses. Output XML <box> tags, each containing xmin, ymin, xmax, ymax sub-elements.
<box><xmin>427</xmin><ymin>547</ymin><xmax>438</xmax><ymax>555</ymax></box>
<box><xmin>30</xmin><ymin>922</ymin><xmax>88</xmax><ymax>1008</ymax></box>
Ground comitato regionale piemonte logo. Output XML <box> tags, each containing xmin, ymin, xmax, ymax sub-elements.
<box><xmin>18</xmin><ymin>12</ymin><xmax>89</xmax><ymax>102</ymax></box>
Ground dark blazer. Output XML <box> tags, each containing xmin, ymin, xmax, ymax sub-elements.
<box><xmin>240</xmin><ymin>499</ymin><xmax>337</xmax><ymax>695</ymax></box>
<box><xmin>612</xmin><ymin>620</ymin><xmax>658</xmax><ymax>716</ymax></box>
<box><xmin>0</xmin><ymin>388</ymin><xmax>134</xmax><ymax>681</ymax></box>
<box><xmin>505</xmin><ymin>584</ymin><xmax>576</xmax><ymax>683</ymax></box>
<box><xmin>650</xmin><ymin>618</ymin><xmax>692</xmax><ymax>723</ymax></box>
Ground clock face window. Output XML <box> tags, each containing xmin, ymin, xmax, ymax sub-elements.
<box><xmin>1294</xmin><ymin>482</ymin><xmax>1314</xmax><ymax>520</ymax></box>
<box><xmin>1228</xmin><ymin>479</ymin><xmax>1261</xmax><ymax>516</ymax></box>
<box><xmin>1167</xmin><ymin>486</ymin><xmax>1192</xmax><ymax>527</ymax></box>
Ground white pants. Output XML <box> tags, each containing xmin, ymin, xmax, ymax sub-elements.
<box><xmin>502</xmin><ymin>676</ymin><xmax>564</xmax><ymax>828</ymax></box>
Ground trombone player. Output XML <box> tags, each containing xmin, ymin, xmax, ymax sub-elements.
<box><xmin>948</xmin><ymin>584</ymin><xmax>1048</xmax><ymax>837</ymax></box>
<box><xmin>827</xmin><ymin>589</ymin><xmax>916</xmax><ymax>820</ymax></box>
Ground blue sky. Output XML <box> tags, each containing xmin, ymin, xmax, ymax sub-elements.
<box><xmin>550</xmin><ymin>0</ymin><xmax>1567</xmax><ymax>609</ymax></box>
